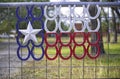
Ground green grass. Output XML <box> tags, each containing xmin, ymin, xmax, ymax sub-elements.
<box><xmin>0</xmin><ymin>38</ymin><xmax>4</xmax><ymax>42</ymax></box>
<box><xmin>12</xmin><ymin>55</ymin><xmax>120</xmax><ymax>79</ymax></box>
<box><xmin>5</xmin><ymin>36</ymin><xmax>120</xmax><ymax>79</ymax></box>
<box><xmin>104</xmin><ymin>42</ymin><xmax>120</xmax><ymax>54</ymax></box>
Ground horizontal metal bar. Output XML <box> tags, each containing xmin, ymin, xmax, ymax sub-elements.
<box><xmin>0</xmin><ymin>2</ymin><xmax>120</xmax><ymax>7</ymax></box>
<box><xmin>1</xmin><ymin>66</ymin><xmax>120</xmax><ymax>68</ymax></box>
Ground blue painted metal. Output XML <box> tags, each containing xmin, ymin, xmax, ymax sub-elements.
<box><xmin>16</xmin><ymin>6</ymin><xmax>44</xmax><ymax>61</ymax></box>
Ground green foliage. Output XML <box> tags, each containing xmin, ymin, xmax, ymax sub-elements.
<box><xmin>0</xmin><ymin>20</ymin><xmax>13</xmax><ymax>34</ymax></box>
<box><xmin>0</xmin><ymin>0</ymin><xmax>49</xmax><ymax>34</ymax></box>
<box><xmin>0</xmin><ymin>11</ymin><xmax>16</xmax><ymax>34</ymax></box>
<box><xmin>61</xmin><ymin>22</ymin><xmax>69</xmax><ymax>31</ymax></box>
<box><xmin>0</xmin><ymin>2</ymin><xmax>16</xmax><ymax>34</ymax></box>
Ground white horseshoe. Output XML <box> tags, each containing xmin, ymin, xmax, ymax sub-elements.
<box><xmin>86</xmin><ymin>5</ymin><xmax>101</xmax><ymax>19</ymax></box>
<box><xmin>59</xmin><ymin>17</ymin><xmax>73</xmax><ymax>33</ymax></box>
<box><xmin>44</xmin><ymin>19</ymin><xmax>58</xmax><ymax>33</ymax></box>
<box><xmin>82</xmin><ymin>5</ymin><xmax>87</xmax><ymax>18</ymax></box>
<box><xmin>73</xmin><ymin>17</ymin><xmax>87</xmax><ymax>32</ymax></box>
<box><xmin>72</xmin><ymin>5</ymin><xmax>87</xmax><ymax>32</ymax></box>
<box><xmin>59</xmin><ymin>5</ymin><xmax>64</xmax><ymax>18</ymax></box>
<box><xmin>73</xmin><ymin>5</ymin><xmax>80</xmax><ymax>18</ymax></box>
<box><xmin>58</xmin><ymin>5</ymin><xmax>73</xmax><ymax>32</ymax></box>
<box><xmin>86</xmin><ymin>19</ymin><xmax>100</xmax><ymax>32</ymax></box>
<box><xmin>73</xmin><ymin>5</ymin><xmax>76</xmax><ymax>18</ymax></box>
<box><xmin>73</xmin><ymin>5</ymin><xmax>86</xmax><ymax>32</ymax></box>
<box><xmin>58</xmin><ymin>5</ymin><xmax>71</xmax><ymax>18</ymax></box>
<box><xmin>44</xmin><ymin>5</ymin><xmax>57</xmax><ymax>20</ymax></box>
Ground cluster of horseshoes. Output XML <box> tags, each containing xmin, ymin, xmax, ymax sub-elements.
<box><xmin>16</xmin><ymin>5</ymin><xmax>101</xmax><ymax>61</ymax></box>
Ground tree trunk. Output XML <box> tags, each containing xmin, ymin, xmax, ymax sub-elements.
<box><xmin>102</xmin><ymin>7</ymin><xmax>110</xmax><ymax>43</ymax></box>
<box><xmin>79</xmin><ymin>0</ymin><xmax>105</xmax><ymax>54</ymax></box>
<box><xmin>99</xmin><ymin>18</ymin><xmax>105</xmax><ymax>54</ymax></box>
<box><xmin>89</xmin><ymin>4</ymin><xmax>105</xmax><ymax>54</ymax></box>
<box><xmin>111</xmin><ymin>9</ymin><xmax>117</xmax><ymax>43</ymax></box>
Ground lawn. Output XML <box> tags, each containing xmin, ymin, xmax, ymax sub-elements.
<box><xmin>0</xmin><ymin>35</ymin><xmax>119</xmax><ymax>79</ymax></box>
<box><xmin>10</xmin><ymin>35</ymin><xmax>120</xmax><ymax>79</ymax></box>
<box><xmin>12</xmin><ymin>55</ymin><xmax>120</xmax><ymax>79</ymax></box>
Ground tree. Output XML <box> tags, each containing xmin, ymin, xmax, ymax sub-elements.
<box><xmin>80</xmin><ymin>0</ymin><xmax>105</xmax><ymax>54</ymax></box>
<box><xmin>110</xmin><ymin>0</ymin><xmax>120</xmax><ymax>43</ymax></box>
<box><xmin>0</xmin><ymin>0</ymin><xmax>19</xmax><ymax>34</ymax></box>
<box><xmin>0</xmin><ymin>7</ymin><xmax>16</xmax><ymax>34</ymax></box>
<box><xmin>111</xmin><ymin>9</ymin><xmax>117</xmax><ymax>43</ymax></box>
<box><xmin>0</xmin><ymin>0</ymin><xmax>50</xmax><ymax>34</ymax></box>
<box><xmin>101</xmin><ymin>7</ymin><xmax>110</xmax><ymax>43</ymax></box>
<box><xmin>100</xmin><ymin>0</ymin><xmax>120</xmax><ymax>43</ymax></box>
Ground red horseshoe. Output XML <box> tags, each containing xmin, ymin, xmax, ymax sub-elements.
<box><xmin>45</xmin><ymin>46</ymin><xmax>59</xmax><ymax>60</ymax></box>
<box><xmin>87</xmin><ymin>44</ymin><xmax>100</xmax><ymax>59</ymax></box>
<box><xmin>73</xmin><ymin>32</ymin><xmax>86</xmax><ymax>46</ymax></box>
<box><xmin>59</xmin><ymin>45</ymin><xmax>72</xmax><ymax>60</ymax></box>
<box><xmin>59</xmin><ymin>33</ymin><xmax>72</xmax><ymax>46</ymax></box>
<box><xmin>86</xmin><ymin>32</ymin><xmax>100</xmax><ymax>45</ymax></box>
<box><xmin>45</xmin><ymin>33</ymin><xmax>58</xmax><ymax>46</ymax></box>
<box><xmin>73</xmin><ymin>45</ymin><xmax>87</xmax><ymax>60</ymax></box>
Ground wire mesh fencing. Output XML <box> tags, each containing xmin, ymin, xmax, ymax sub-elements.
<box><xmin>0</xmin><ymin>1</ymin><xmax>120</xmax><ymax>79</ymax></box>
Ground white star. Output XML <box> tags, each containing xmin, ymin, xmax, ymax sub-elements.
<box><xmin>19</xmin><ymin>21</ymin><xmax>42</xmax><ymax>44</ymax></box>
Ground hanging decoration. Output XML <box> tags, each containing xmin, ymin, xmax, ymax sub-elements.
<box><xmin>16</xmin><ymin>4</ymin><xmax>101</xmax><ymax>61</ymax></box>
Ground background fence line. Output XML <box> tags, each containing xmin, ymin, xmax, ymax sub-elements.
<box><xmin>0</xmin><ymin>1</ymin><xmax>120</xmax><ymax>79</ymax></box>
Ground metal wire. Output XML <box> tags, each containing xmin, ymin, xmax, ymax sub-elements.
<box><xmin>0</xmin><ymin>2</ymin><xmax>120</xmax><ymax>7</ymax></box>
<box><xmin>0</xmin><ymin>2</ymin><xmax>120</xmax><ymax>79</ymax></box>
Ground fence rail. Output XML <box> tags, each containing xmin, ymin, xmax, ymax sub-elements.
<box><xmin>0</xmin><ymin>2</ymin><xmax>120</xmax><ymax>7</ymax></box>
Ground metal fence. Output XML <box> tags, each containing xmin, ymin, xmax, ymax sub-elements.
<box><xmin>0</xmin><ymin>1</ymin><xmax>120</xmax><ymax>79</ymax></box>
